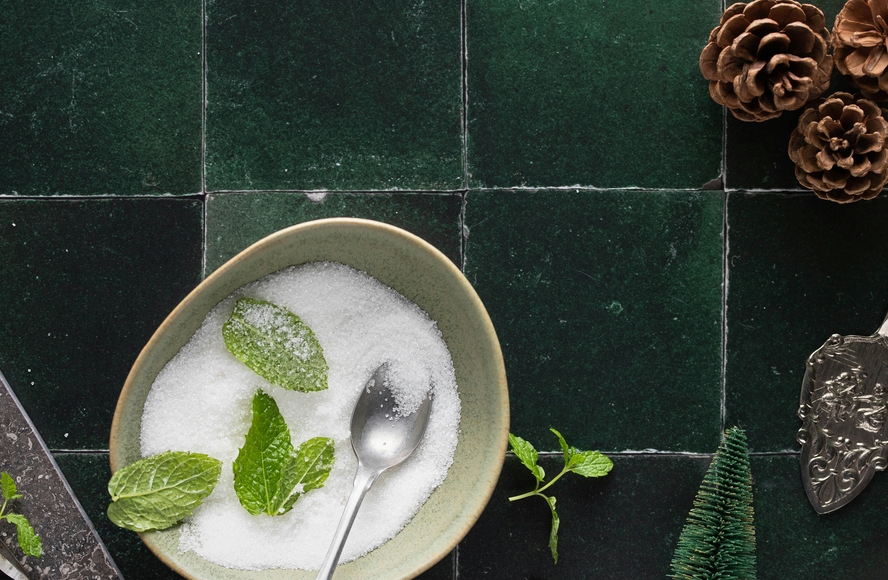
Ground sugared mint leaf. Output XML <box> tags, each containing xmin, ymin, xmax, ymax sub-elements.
<box><xmin>223</xmin><ymin>298</ymin><xmax>328</xmax><ymax>392</ymax></box>
<box><xmin>233</xmin><ymin>390</ymin><xmax>294</xmax><ymax>515</ymax></box>
<box><xmin>0</xmin><ymin>471</ymin><xmax>20</xmax><ymax>501</ymax></box>
<box><xmin>233</xmin><ymin>390</ymin><xmax>334</xmax><ymax>516</ymax></box>
<box><xmin>272</xmin><ymin>436</ymin><xmax>335</xmax><ymax>515</ymax></box>
<box><xmin>5</xmin><ymin>514</ymin><xmax>41</xmax><ymax>557</ymax></box>
<box><xmin>107</xmin><ymin>451</ymin><xmax>222</xmax><ymax>532</ymax></box>
<box><xmin>509</xmin><ymin>433</ymin><xmax>545</xmax><ymax>482</ymax></box>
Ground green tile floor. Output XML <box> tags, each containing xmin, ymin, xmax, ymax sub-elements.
<box><xmin>2</xmin><ymin>0</ymin><xmax>887</xmax><ymax>577</ymax></box>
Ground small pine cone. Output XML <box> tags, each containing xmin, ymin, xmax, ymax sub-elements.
<box><xmin>832</xmin><ymin>0</ymin><xmax>888</xmax><ymax>101</ymax></box>
<box><xmin>788</xmin><ymin>92</ymin><xmax>888</xmax><ymax>202</ymax></box>
<box><xmin>700</xmin><ymin>0</ymin><xmax>833</xmax><ymax>122</ymax></box>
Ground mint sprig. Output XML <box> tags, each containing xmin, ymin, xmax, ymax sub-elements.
<box><xmin>508</xmin><ymin>428</ymin><xmax>613</xmax><ymax>563</ymax></box>
<box><xmin>233</xmin><ymin>390</ymin><xmax>335</xmax><ymax>516</ymax></box>
<box><xmin>107</xmin><ymin>451</ymin><xmax>222</xmax><ymax>532</ymax></box>
<box><xmin>0</xmin><ymin>472</ymin><xmax>42</xmax><ymax>557</ymax></box>
<box><xmin>223</xmin><ymin>298</ymin><xmax>329</xmax><ymax>392</ymax></box>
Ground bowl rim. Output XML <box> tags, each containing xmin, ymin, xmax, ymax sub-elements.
<box><xmin>109</xmin><ymin>217</ymin><xmax>510</xmax><ymax>579</ymax></box>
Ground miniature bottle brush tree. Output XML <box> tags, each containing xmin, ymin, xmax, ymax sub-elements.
<box><xmin>669</xmin><ymin>427</ymin><xmax>756</xmax><ymax>580</ymax></box>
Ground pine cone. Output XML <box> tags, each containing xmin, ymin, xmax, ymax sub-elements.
<box><xmin>832</xmin><ymin>0</ymin><xmax>888</xmax><ymax>101</ymax></box>
<box><xmin>700</xmin><ymin>0</ymin><xmax>833</xmax><ymax>121</ymax></box>
<box><xmin>788</xmin><ymin>92</ymin><xmax>888</xmax><ymax>202</ymax></box>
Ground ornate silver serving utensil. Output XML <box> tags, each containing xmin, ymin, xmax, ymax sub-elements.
<box><xmin>798</xmin><ymin>313</ymin><xmax>888</xmax><ymax>513</ymax></box>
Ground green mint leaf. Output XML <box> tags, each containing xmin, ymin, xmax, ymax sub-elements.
<box><xmin>233</xmin><ymin>390</ymin><xmax>295</xmax><ymax>516</ymax></box>
<box><xmin>551</xmin><ymin>427</ymin><xmax>570</xmax><ymax>458</ymax></box>
<box><xmin>509</xmin><ymin>429</ymin><xmax>612</xmax><ymax>564</ymax></box>
<box><xmin>568</xmin><ymin>450</ymin><xmax>614</xmax><ymax>477</ymax></box>
<box><xmin>4</xmin><ymin>513</ymin><xmax>41</xmax><ymax>557</ymax></box>
<box><xmin>509</xmin><ymin>433</ymin><xmax>545</xmax><ymax>481</ymax></box>
<box><xmin>223</xmin><ymin>298</ymin><xmax>328</xmax><ymax>392</ymax></box>
<box><xmin>234</xmin><ymin>391</ymin><xmax>335</xmax><ymax>516</ymax></box>
<box><xmin>546</xmin><ymin>495</ymin><xmax>559</xmax><ymax>564</ymax></box>
<box><xmin>550</xmin><ymin>428</ymin><xmax>571</xmax><ymax>466</ymax></box>
<box><xmin>107</xmin><ymin>451</ymin><xmax>222</xmax><ymax>532</ymax></box>
<box><xmin>271</xmin><ymin>436</ymin><xmax>335</xmax><ymax>515</ymax></box>
<box><xmin>549</xmin><ymin>428</ymin><xmax>614</xmax><ymax>478</ymax></box>
<box><xmin>0</xmin><ymin>472</ymin><xmax>20</xmax><ymax>502</ymax></box>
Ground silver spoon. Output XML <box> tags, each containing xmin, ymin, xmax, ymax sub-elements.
<box><xmin>315</xmin><ymin>364</ymin><xmax>432</xmax><ymax>579</ymax></box>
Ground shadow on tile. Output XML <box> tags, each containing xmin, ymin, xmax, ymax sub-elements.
<box><xmin>205</xmin><ymin>192</ymin><xmax>463</xmax><ymax>274</ymax></box>
<box><xmin>0</xmin><ymin>199</ymin><xmax>203</xmax><ymax>449</ymax></box>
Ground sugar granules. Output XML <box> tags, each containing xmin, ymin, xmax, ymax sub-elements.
<box><xmin>139</xmin><ymin>261</ymin><xmax>461</xmax><ymax>570</ymax></box>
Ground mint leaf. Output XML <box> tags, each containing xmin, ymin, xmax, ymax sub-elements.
<box><xmin>0</xmin><ymin>473</ymin><xmax>41</xmax><ymax>557</ymax></box>
<box><xmin>549</xmin><ymin>428</ymin><xmax>613</xmax><ymax>477</ymax></box>
<box><xmin>4</xmin><ymin>513</ymin><xmax>41</xmax><ymax>557</ymax></box>
<box><xmin>233</xmin><ymin>390</ymin><xmax>295</xmax><ymax>515</ymax></box>
<box><xmin>107</xmin><ymin>451</ymin><xmax>222</xmax><ymax>532</ymax></box>
<box><xmin>509</xmin><ymin>429</ymin><xmax>612</xmax><ymax>563</ymax></box>
<box><xmin>234</xmin><ymin>390</ymin><xmax>335</xmax><ymax>516</ymax></box>
<box><xmin>546</xmin><ymin>495</ymin><xmax>559</xmax><ymax>565</ymax></box>
<box><xmin>550</xmin><ymin>427</ymin><xmax>572</xmax><ymax>465</ymax></box>
<box><xmin>223</xmin><ymin>298</ymin><xmax>328</xmax><ymax>392</ymax></box>
<box><xmin>509</xmin><ymin>433</ymin><xmax>545</xmax><ymax>482</ymax></box>
<box><xmin>0</xmin><ymin>472</ymin><xmax>20</xmax><ymax>502</ymax></box>
<box><xmin>271</xmin><ymin>436</ymin><xmax>335</xmax><ymax>515</ymax></box>
<box><xmin>568</xmin><ymin>450</ymin><xmax>613</xmax><ymax>478</ymax></box>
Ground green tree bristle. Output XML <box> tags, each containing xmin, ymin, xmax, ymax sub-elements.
<box><xmin>669</xmin><ymin>426</ymin><xmax>756</xmax><ymax>580</ymax></box>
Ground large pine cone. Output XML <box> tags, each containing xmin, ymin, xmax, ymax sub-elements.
<box><xmin>788</xmin><ymin>92</ymin><xmax>888</xmax><ymax>202</ymax></box>
<box><xmin>833</xmin><ymin>0</ymin><xmax>888</xmax><ymax>101</ymax></box>
<box><xmin>700</xmin><ymin>0</ymin><xmax>833</xmax><ymax>122</ymax></box>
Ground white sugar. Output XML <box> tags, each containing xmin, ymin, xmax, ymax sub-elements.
<box><xmin>139</xmin><ymin>262</ymin><xmax>461</xmax><ymax>570</ymax></box>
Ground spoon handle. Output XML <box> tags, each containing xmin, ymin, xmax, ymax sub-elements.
<box><xmin>315</xmin><ymin>463</ymin><xmax>381</xmax><ymax>580</ymax></box>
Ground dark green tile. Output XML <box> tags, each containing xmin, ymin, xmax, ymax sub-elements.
<box><xmin>205</xmin><ymin>192</ymin><xmax>463</xmax><ymax>274</ymax></box>
<box><xmin>725</xmin><ymin>193</ymin><xmax>888</xmax><ymax>452</ymax></box>
<box><xmin>464</xmin><ymin>190</ymin><xmax>724</xmax><ymax>452</ymax></box>
<box><xmin>0</xmin><ymin>0</ymin><xmax>202</xmax><ymax>195</ymax></box>
<box><xmin>205</xmin><ymin>0</ymin><xmax>463</xmax><ymax>191</ymax></box>
<box><xmin>55</xmin><ymin>452</ymin><xmax>184</xmax><ymax>579</ymax></box>
<box><xmin>459</xmin><ymin>453</ymin><xmax>709</xmax><ymax>578</ymax></box>
<box><xmin>725</xmin><ymin>71</ymin><xmax>860</xmax><ymax>192</ymax></box>
<box><xmin>0</xmin><ymin>199</ymin><xmax>203</xmax><ymax>449</ymax></box>
<box><xmin>466</xmin><ymin>0</ymin><xmax>722</xmax><ymax>189</ymax></box>
<box><xmin>752</xmin><ymin>454</ymin><xmax>888</xmax><ymax>578</ymax></box>
<box><xmin>721</xmin><ymin>0</ymin><xmax>854</xmax><ymax>191</ymax></box>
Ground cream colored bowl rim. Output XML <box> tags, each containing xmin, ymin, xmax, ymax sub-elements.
<box><xmin>108</xmin><ymin>217</ymin><xmax>509</xmax><ymax>579</ymax></box>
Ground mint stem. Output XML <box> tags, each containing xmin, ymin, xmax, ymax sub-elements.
<box><xmin>508</xmin><ymin>467</ymin><xmax>569</xmax><ymax>502</ymax></box>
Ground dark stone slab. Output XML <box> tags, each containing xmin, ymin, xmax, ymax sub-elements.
<box><xmin>0</xmin><ymin>370</ymin><xmax>120</xmax><ymax>579</ymax></box>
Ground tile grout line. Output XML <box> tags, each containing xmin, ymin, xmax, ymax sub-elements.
<box><xmin>49</xmin><ymin>449</ymin><xmax>110</xmax><ymax>454</ymax></box>
<box><xmin>721</xmin><ymin>189</ymin><xmax>729</xmax><ymax>435</ymax></box>
<box><xmin>0</xmin><ymin>187</ymin><xmax>749</xmax><ymax>201</ymax></box>
<box><xmin>201</xmin><ymin>0</ymin><xmax>209</xmax><ymax>280</ymax></box>
<box><xmin>455</xmin><ymin>3</ymin><xmax>468</xmax><ymax>576</ymax></box>
<box><xmin>719</xmin><ymin>16</ymin><xmax>728</xmax><ymax>436</ymax></box>
<box><xmin>201</xmin><ymin>0</ymin><xmax>208</xmax><ymax>196</ymax></box>
<box><xmin>460</xmin><ymin>0</ymin><xmax>469</xmax><ymax>191</ymax></box>
<box><xmin>510</xmin><ymin>450</ymin><xmax>799</xmax><ymax>458</ymax></box>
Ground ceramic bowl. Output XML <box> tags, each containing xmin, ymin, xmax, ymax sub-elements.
<box><xmin>109</xmin><ymin>218</ymin><xmax>509</xmax><ymax>579</ymax></box>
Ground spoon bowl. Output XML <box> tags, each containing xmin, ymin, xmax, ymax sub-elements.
<box><xmin>316</xmin><ymin>364</ymin><xmax>432</xmax><ymax>579</ymax></box>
